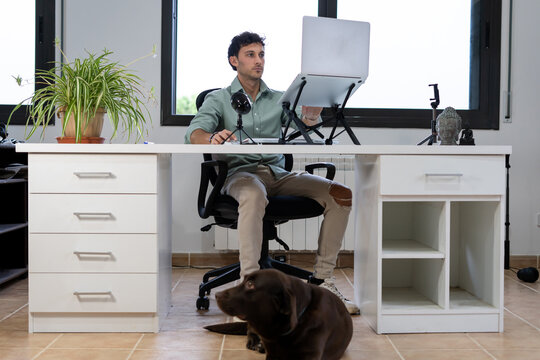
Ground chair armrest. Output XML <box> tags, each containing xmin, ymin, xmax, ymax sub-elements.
<box><xmin>305</xmin><ymin>162</ymin><xmax>336</xmax><ymax>180</ymax></box>
<box><xmin>198</xmin><ymin>160</ymin><xmax>228</xmax><ymax>218</ymax></box>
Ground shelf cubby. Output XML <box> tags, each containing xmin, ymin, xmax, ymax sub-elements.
<box><xmin>449</xmin><ymin>201</ymin><xmax>501</xmax><ymax>311</ymax></box>
<box><xmin>382</xmin><ymin>201</ymin><xmax>446</xmax><ymax>258</ymax></box>
<box><xmin>382</xmin><ymin>258</ymin><xmax>445</xmax><ymax>313</ymax></box>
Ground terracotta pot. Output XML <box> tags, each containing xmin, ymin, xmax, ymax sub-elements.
<box><xmin>56</xmin><ymin>136</ymin><xmax>105</xmax><ymax>144</ymax></box>
<box><xmin>57</xmin><ymin>107</ymin><xmax>105</xmax><ymax>140</ymax></box>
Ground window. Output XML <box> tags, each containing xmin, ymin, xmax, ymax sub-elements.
<box><xmin>0</xmin><ymin>0</ymin><xmax>56</xmax><ymax>126</ymax></box>
<box><xmin>161</xmin><ymin>0</ymin><xmax>501</xmax><ymax>129</ymax></box>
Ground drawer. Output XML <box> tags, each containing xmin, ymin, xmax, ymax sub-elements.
<box><xmin>29</xmin><ymin>234</ymin><xmax>157</xmax><ymax>273</ymax></box>
<box><xmin>28</xmin><ymin>154</ymin><xmax>157</xmax><ymax>193</ymax></box>
<box><xmin>29</xmin><ymin>194</ymin><xmax>156</xmax><ymax>233</ymax></box>
<box><xmin>380</xmin><ymin>155</ymin><xmax>505</xmax><ymax>195</ymax></box>
<box><xmin>29</xmin><ymin>273</ymin><xmax>157</xmax><ymax>313</ymax></box>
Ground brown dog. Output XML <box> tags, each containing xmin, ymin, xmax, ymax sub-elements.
<box><xmin>214</xmin><ymin>268</ymin><xmax>353</xmax><ymax>360</ymax></box>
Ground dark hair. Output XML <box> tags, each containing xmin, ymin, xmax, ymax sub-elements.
<box><xmin>227</xmin><ymin>32</ymin><xmax>265</xmax><ymax>70</ymax></box>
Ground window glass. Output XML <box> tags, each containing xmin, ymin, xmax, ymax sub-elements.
<box><xmin>0</xmin><ymin>0</ymin><xmax>36</xmax><ymax>105</ymax></box>
<box><xmin>176</xmin><ymin>0</ymin><xmax>318</xmax><ymax>114</ymax></box>
<box><xmin>163</xmin><ymin>0</ymin><xmax>500</xmax><ymax>128</ymax></box>
<box><xmin>338</xmin><ymin>0</ymin><xmax>471</xmax><ymax>110</ymax></box>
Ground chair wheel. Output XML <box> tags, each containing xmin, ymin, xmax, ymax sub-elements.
<box><xmin>196</xmin><ymin>296</ymin><xmax>210</xmax><ymax>310</ymax></box>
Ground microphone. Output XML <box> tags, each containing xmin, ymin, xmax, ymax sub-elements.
<box><xmin>230</xmin><ymin>91</ymin><xmax>252</xmax><ymax>115</ymax></box>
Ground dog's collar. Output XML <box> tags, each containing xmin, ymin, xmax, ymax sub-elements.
<box><xmin>280</xmin><ymin>305</ymin><xmax>308</xmax><ymax>337</ymax></box>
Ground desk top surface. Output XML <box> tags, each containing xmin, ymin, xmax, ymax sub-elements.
<box><xmin>16</xmin><ymin>143</ymin><xmax>512</xmax><ymax>155</ymax></box>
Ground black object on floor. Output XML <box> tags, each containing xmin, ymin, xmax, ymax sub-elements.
<box><xmin>517</xmin><ymin>267</ymin><xmax>539</xmax><ymax>283</ymax></box>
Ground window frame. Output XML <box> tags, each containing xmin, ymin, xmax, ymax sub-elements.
<box><xmin>161</xmin><ymin>0</ymin><xmax>501</xmax><ymax>130</ymax></box>
<box><xmin>0</xmin><ymin>0</ymin><xmax>56</xmax><ymax>126</ymax></box>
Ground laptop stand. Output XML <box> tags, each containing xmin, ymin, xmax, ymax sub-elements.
<box><xmin>280</xmin><ymin>77</ymin><xmax>361</xmax><ymax>145</ymax></box>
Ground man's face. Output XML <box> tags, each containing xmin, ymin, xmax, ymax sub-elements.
<box><xmin>229</xmin><ymin>42</ymin><xmax>265</xmax><ymax>81</ymax></box>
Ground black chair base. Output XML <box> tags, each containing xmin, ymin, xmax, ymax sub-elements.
<box><xmin>196</xmin><ymin>256</ymin><xmax>312</xmax><ymax>310</ymax></box>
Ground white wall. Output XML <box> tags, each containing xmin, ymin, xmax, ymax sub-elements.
<box><xmin>497</xmin><ymin>0</ymin><xmax>540</xmax><ymax>256</ymax></box>
<box><xmin>7</xmin><ymin>0</ymin><xmax>539</xmax><ymax>255</ymax></box>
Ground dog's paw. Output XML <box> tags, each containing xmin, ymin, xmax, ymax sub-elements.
<box><xmin>256</xmin><ymin>343</ymin><xmax>265</xmax><ymax>353</ymax></box>
<box><xmin>247</xmin><ymin>340</ymin><xmax>265</xmax><ymax>353</ymax></box>
<box><xmin>246</xmin><ymin>329</ymin><xmax>265</xmax><ymax>353</ymax></box>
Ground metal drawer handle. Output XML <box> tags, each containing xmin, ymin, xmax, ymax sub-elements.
<box><xmin>425</xmin><ymin>173</ymin><xmax>463</xmax><ymax>177</ymax></box>
<box><xmin>73</xmin><ymin>251</ymin><xmax>113</xmax><ymax>256</ymax></box>
<box><xmin>74</xmin><ymin>172</ymin><xmax>114</xmax><ymax>178</ymax></box>
<box><xmin>73</xmin><ymin>291</ymin><xmax>112</xmax><ymax>296</ymax></box>
<box><xmin>73</xmin><ymin>212</ymin><xmax>114</xmax><ymax>219</ymax></box>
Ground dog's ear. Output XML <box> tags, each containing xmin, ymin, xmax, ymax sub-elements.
<box><xmin>272</xmin><ymin>288</ymin><xmax>293</xmax><ymax>315</ymax></box>
<box><xmin>272</xmin><ymin>287</ymin><xmax>298</xmax><ymax>329</ymax></box>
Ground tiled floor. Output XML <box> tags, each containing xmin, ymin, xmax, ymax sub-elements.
<box><xmin>1</xmin><ymin>267</ymin><xmax>539</xmax><ymax>360</ymax></box>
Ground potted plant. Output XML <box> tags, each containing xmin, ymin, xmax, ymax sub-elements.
<box><xmin>8</xmin><ymin>40</ymin><xmax>154</xmax><ymax>143</ymax></box>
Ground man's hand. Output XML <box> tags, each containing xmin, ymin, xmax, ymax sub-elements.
<box><xmin>301</xmin><ymin>106</ymin><xmax>323</xmax><ymax>126</ymax></box>
<box><xmin>190</xmin><ymin>128</ymin><xmax>237</xmax><ymax>144</ymax></box>
<box><xmin>210</xmin><ymin>129</ymin><xmax>237</xmax><ymax>144</ymax></box>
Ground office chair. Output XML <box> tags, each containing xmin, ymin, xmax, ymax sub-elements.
<box><xmin>194</xmin><ymin>88</ymin><xmax>336</xmax><ymax>310</ymax></box>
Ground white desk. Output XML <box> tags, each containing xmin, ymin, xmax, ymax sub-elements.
<box><xmin>17</xmin><ymin>144</ymin><xmax>511</xmax><ymax>333</ymax></box>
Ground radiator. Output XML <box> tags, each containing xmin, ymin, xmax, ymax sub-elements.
<box><xmin>214</xmin><ymin>155</ymin><xmax>356</xmax><ymax>251</ymax></box>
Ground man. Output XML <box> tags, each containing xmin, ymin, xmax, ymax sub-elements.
<box><xmin>185</xmin><ymin>32</ymin><xmax>359</xmax><ymax>314</ymax></box>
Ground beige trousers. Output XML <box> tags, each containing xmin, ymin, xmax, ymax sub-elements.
<box><xmin>223</xmin><ymin>165</ymin><xmax>351</xmax><ymax>280</ymax></box>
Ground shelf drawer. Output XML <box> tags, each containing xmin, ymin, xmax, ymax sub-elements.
<box><xmin>29</xmin><ymin>194</ymin><xmax>156</xmax><ymax>233</ymax></box>
<box><xmin>28</xmin><ymin>154</ymin><xmax>157</xmax><ymax>194</ymax></box>
<box><xmin>29</xmin><ymin>273</ymin><xmax>157</xmax><ymax>312</ymax></box>
<box><xmin>29</xmin><ymin>234</ymin><xmax>157</xmax><ymax>273</ymax></box>
<box><xmin>380</xmin><ymin>155</ymin><xmax>505</xmax><ymax>195</ymax></box>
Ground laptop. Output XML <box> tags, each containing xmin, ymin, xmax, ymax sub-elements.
<box><xmin>279</xmin><ymin>16</ymin><xmax>370</xmax><ymax>107</ymax></box>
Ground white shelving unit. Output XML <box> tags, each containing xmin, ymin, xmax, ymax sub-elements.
<box><xmin>355</xmin><ymin>154</ymin><xmax>507</xmax><ymax>333</ymax></box>
<box><xmin>0</xmin><ymin>145</ymin><xmax>28</xmax><ymax>286</ymax></box>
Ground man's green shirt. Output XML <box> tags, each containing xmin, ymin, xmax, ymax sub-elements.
<box><xmin>184</xmin><ymin>77</ymin><xmax>298</xmax><ymax>179</ymax></box>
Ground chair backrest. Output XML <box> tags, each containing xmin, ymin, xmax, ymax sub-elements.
<box><xmin>196</xmin><ymin>88</ymin><xmax>221</xmax><ymax>111</ymax></box>
<box><xmin>197</xmin><ymin>89</ymin><xmax>221</xmax><ymax>185</ymax></box>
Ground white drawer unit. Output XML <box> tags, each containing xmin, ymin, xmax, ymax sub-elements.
<box><xmin>26</xmin><ymin>153</ymin><xmax>172</xmax><ymax>333</ymax></box>
<box><xmin>29</xmin><ymin>234</ymin><xmax>157</xmax><ymax>273</ymax></box>
<box><xmin>29</xmin><ymin>194</ymin><xmax>157</xmax><ymax>233</ymax></box>
<box><xmin>29</xmin><ymin>273</ymin><xmax>157</xmax><ymax>312</ymax></box>
<box><xmin>380</xmin><ymin>155</ymin><xmax>505</xmax><ymax>195</ymax></box>
<box><xmin>28</xmin><ymin>154</ymin><xmax>157</xmax><ymax>193</ymax></box>
<box><xmin>355</xmin><ymin>154</ymin><xmax>506</xmax><ymax>334</ymax></box>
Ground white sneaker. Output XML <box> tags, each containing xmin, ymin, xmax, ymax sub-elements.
<box><xmin>320</xmin><ymin>278</ymin><xmax>360</xmax><ymax>315</ymax></box>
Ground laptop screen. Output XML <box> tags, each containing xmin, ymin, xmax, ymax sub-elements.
<box><xmin>301</xmin><ymin>16</ymin><xmax>370</xmax><ymax>80</ymax></box>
